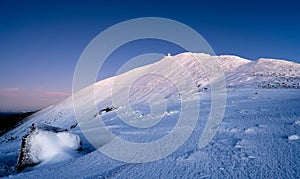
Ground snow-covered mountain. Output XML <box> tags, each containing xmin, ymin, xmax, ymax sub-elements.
<box><xmin>1</xmin><ymin>52</ymin><xmax>299</xmax><ymax>178</ymax></box>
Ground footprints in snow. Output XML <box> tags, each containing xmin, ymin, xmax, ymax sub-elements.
<box><xmin>174</xmin><ymin>119</ymin><xmax>300</xmax><ymax>163</ymax></box>
<box><xmin>224</xmin><ymin>119</ymin><xmax>300</xmax><ymax>142</ymax></box>
<box><xmin>222</xmin><ymin>123</ymin><xmax>264</xmax><ymax>135</ymax></box>
<box><xmin>287</xmin><ymin>120</ymin><xmax>300</xmax><ymax>141</ymax></box>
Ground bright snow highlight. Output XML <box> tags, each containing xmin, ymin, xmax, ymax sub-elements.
<box><xmin>16</xmin><ymin>125</ymin><xmax>81</xmax><ymax>170</ymax></box>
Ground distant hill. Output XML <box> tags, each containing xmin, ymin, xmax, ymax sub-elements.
<box><xmin>0</xmin><ymin>111</ymin><xmax>37</xmax><ymax>136</ymax></box>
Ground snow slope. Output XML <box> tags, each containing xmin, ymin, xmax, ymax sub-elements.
<box><xmin>0</xmin><ymin>52</ymin><xmax>299</xmax><ymax>178</ymax></box>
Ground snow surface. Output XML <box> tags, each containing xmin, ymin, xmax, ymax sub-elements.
<box><xmin>0</xmin><ymin>53</ymin><xmax>299</xmax><ymax>178</ymax></box>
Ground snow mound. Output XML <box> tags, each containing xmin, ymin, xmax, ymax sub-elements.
<box><xmin>288</xmin><ymin>134</ymin><xmax>299</xmax><ymax>141</ymax></box>
<box><xmin>16</xmin><ymin>125</ymin><xmax>81</xmax><ymax>170</ymax></box>
<box><xmin>294</xmin><ymin>120</ymin><xmax>300</xmax><ymax>125</ymax></box>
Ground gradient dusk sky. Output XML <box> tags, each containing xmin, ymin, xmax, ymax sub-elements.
<box><xmin>0</xmin><ymin>0</ymin><xmax>299</xmax><ymax>111</ymax></box>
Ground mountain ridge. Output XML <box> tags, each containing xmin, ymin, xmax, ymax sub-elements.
<box><xmin>1</xmin><ymin>52</ymin><xmax>300</xmax><ymax>141</ymax></box>
<box><xmin>0</xmin><ymin>52</ymin><xmax>299</xmax><ymax>177</ymax></box>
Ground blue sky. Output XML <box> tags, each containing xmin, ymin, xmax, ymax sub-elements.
<box><xmin>0</xmin><ymin>0</ymin><xmax>299</xmax><ymax>111</ymax></box>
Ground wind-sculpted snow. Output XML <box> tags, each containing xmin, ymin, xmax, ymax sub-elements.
<box><xmin>226</xmin><ymin>57</ymin><xmax>300</xmax><ymax>88</ymax></box>
<box><xmin>0</xmin><ymin>53</ymin><xmax>299</xmax><ymax>178</ymax></box>
<box><xmin>16</xmin><ymin>124</ymin><xmax>81</xmax><ymax>171</ymax></box>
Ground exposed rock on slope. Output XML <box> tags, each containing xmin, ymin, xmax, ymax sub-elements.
<box><xmin>16</xmin><ymin>124</ymin><xmax>81</xmax><ymax>171</ymax></box>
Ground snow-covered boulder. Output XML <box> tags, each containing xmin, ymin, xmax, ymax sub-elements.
<box><xmin>16</xmin><ymin>124</ymin><xmax>81</xmax><ymax>170</ymax></box>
